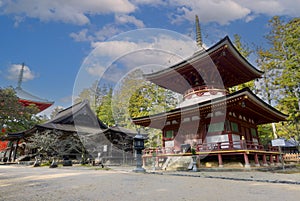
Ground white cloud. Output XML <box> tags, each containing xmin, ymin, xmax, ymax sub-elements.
<box><xmin>115</xmin><ymin>14</ymin><xmax>145</xmax><ymax>28</ymax></box>
<box><xmin>6</xmin><ymin>64</ymin><xmax>36</xmax><ymax>82</ymax></box>
<box><xmin>239</xmin><ymin>0</ymin><xmax>300</xmax><ymax>17</ymax></box>
<box><xmin>0</xmin><ymin>0</ymin><xmax>136</xmax><ymax>25</ymax></box>
<box><xmin>1</xmin><ymin>0</ymin><xmax>298</xmax><ymax>27</ymax></box>
<box><xmin>69</xmin><ymin>29</ymin><xmax>91</xmax><ymax>42</ymax></box>
<box><xmin>94</xmin><ymin>24</ymin><xmax>121</xmax><ymax>41</ymax></box>
<box><xmin>171</xmin><ymin>0</ymin><xmax>251</xmax><ymax>25</ymax></box>
<box><xmin>86</xmin><ymin>33</ymin><xmax>198</xmax><ymax>82</ymax></box>
<box><xmin>85</xmin><ymin>63</ymin><xmax>107</xmax><ymax>78</ymax></box>
<box><xmin>131</xmin><ymin>0</ymin><xmax>167</xmax><ymax>5</ymax></box>
<box><xmin>169</xmin><ymin>0</ymin><xmax>300</xmax><ymax>25</ymax></box>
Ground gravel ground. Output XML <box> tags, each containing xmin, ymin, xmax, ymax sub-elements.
<box><xmin>0</xmin><ymin>165</ymin><xmax>300</xmax><ymax>201</ymax></box>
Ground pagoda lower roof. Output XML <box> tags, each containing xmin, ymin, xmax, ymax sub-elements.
<box><xmin>132</xmin><ymin>88</ymin><xmax>287</xmax><ymax>129</ymax></box>
<box><xmin>144</xmin><ymin>36</ymin><xmax>263</xmax><ymax>94</ymax></box>
<box><xmin>15</xmin><ymin>87</ymin><xmax>54</xmax><ymax>111</ymax></box>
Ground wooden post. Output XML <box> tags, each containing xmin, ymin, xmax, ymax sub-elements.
<box><xmin>8</xmin><ymin>141</ymin><xmax>14</xmax><ymax>162</ymax></box>
<box><xmin>275</xmin><ymin>154</ymin><xmax>280</xmax><ymax>165</ymax></box>
<box><xmin>13</xmin><ymin>139</ymin><xmax>19</xmax><ymax>162</ymax></box>
<box><xmin>254</xmin><ymin>153</ymin><xmax>260</xmax><ymax>167</ymax></box>
<box><xmin>262</xmin><ymin>154</ymin><xmax>268</xmax><ymax>166</ymax></box>
<box><xmin>218</xmin><ymin>153</ymin><xmax>223</xmax><ymax>168</ymax></box>
<box><xmin>243</xmin><ymin>152</ymin><xmax>250</xmax><ymax>169</ymax></box>
<box><xmin>269</xmin><ymin>154</ymin><xmax>274</xmax><ymax>166</ymax></box>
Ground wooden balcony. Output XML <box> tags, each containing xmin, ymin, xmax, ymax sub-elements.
<box><xmin>143</xmin><ymin>140</ymin><xmax>279</xmax><ymax>157</ymax></box>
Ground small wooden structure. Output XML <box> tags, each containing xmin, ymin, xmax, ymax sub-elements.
<box><xmin>1</xmin><ymin>101</ymin><xmax>136</xmax><ymax>165</ymax></box>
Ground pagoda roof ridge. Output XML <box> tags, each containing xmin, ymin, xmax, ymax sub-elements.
<box><xmin>206</xmin><ymin>36</ymin><xmax>263</xmax><ymax>75</ymax></box>
<box><xmin>145</xmin><ymin>36</ymin><xmax>263</xmax><ymax>78</ymax></box>
<box><xmin>143</xmin><ymin>36</ymin><xmax>264</xmax><ymax>94</ymax></box>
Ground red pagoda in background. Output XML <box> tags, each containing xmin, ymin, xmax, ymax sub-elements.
<box><xmin>15</xmin><ymin>63</ymin><xmax>54</xmax><ymax>111</ymax></box>
<box><xmin>0</xmin><ymin>64</ymin><xmax>53</xmax><ymax>154</ymax></box>
<box><xmin>133</xmin><ymin>16</ymin><xmax>287</xmax><ymax>168</ymax></box>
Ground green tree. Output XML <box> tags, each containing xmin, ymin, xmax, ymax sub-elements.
<box><xmin>26</xmin><ymin>130</ymin><xmax>83</xmax><ymax>161</ymax></box>
<box><xmin>50</xmin><ymin>106</ymin><xmax>64</xmax><ymax>119</ymax></box>
<box><xmin>127</xmin><ymin>80</ymin><xmax>179</xmax><ymax>148</ymax></box>
<box><xmin>97</xmin><ymin>69</ymin><xmax>179</xmax><ymax>148</ymax></box>
<box><xmin>0</xmin><ymin>87</ymin><xmax>40</xmax><ymax>135</ymax></box>
<box><xmin>256</xmin><ymin>16</ymin><xmax>300</xmax><ymax>141</ymax></box>
<box><xmin>229</xmin><ymin>34</ymin><xmax>255</xmax><ymax>92</ymax></box>
<box><xmin>97</xmin><ymin>87</ymin><xmax>115</xmax><ymax>126</ymax></box>
<box><xmin>75</xmin><ymin>81</ymin><xmax>110</xmax><ymax>112</ymax></box>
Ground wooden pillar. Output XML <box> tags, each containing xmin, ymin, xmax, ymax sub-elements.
<box><xmin>243</xmin><ymin>152</ymin><xmax>250</xmax><ymax>169</ymax></box>
<box><xmin>228</xmin><ymin>133</ymin><xmax>233</xmax><ymax>149</ymax></box>
<box><xmin>8</xmin><ymin>141</ymin><xmax>14</xmax><ymax>162</ymax></box>
<box><xmin>13</xmin><ymin>139</ymin><xmax>19</xmax><ymax>162</ymax></box>
<box><xmin>254</xmin><ymin>153</ymin><xmax>260</xmax><ymax>167</ymax></box>
<box><xmin>269</xmin><ymin>154</ymin><xmax>274</xmax><ymax>166</ymax></box>
<box><xmin>275</xmin><ymin>154</ymin><xmax>280</xmax><ymax>165</ymax></box>
<box><xmin>262</xmin><ymin>154</ymin><xmax>268</xmax><ymax>166</ymax></box>
<box><xmin>218</xmin><ymin>153</ymin><xmax>223</xmax><ymax>168</ymax></box>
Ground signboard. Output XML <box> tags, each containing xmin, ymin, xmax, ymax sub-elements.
<box><xmin>271</xmin><ymin>139</ymin><xmax>285</xmax><ymax>146</ymax></box>
<box><xmin>165</xmin><ymin>140</ymin><xmax>174</xmax><ymax>148</ymax></box>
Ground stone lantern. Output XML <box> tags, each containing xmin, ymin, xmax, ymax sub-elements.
<box><xmin>133</xmin><ymin>129</ymin><xmax>146</xmax><ymax>173</ymax></box>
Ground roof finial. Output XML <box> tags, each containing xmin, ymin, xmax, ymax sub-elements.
<box><xmin>17</xmin><ymin>63</ymin><xmax>25</xmax><ymax>89</ymax></box>
<box><xmin>195</xmin><ymin>15</ymin><xmax>203</xmax><ymax>48</ymax></box>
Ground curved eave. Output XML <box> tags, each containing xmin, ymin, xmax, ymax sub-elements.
<box><xmin>235</xmin><ymin>89</ymin><xmax>287</xmax><ymax>124</ymax></box>
<box><xmin>15</xmin><ymin>87</ymin><xmax>54</xmax><ymax>112</ymax></box>
<box><xmin>144</xmin><ymin>36</ymin><xmax>263</xmax><ymax>94</ymax></box>
<box><xmin>207</xmin><ymin>36</ymin><xmax>263</xmax><ymax>77</ymax></box>
<box><xmin>132</xmin><ymin>88</ymin><xmax>287</xmax><ymax>128</ymax></box>
<box><xmin>18</xmin><ymin>99</ymin><xmax>54</xmax><ymax>112</ymax></box>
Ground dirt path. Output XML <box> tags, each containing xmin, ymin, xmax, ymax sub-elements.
<box><xmin>1</xmin><ymin>165</ymin><xmax>300</xmax><ymax>201</ymax></box>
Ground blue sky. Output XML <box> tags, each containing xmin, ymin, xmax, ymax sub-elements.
<box><xmin>0</xmin><ymin>0</ymin><xmax>299</xmax><ymax>116</ymax></box>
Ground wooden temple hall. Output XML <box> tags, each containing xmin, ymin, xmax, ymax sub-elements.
<box><xmin>132</xmin><ymin>17</ymin><xmax>287</xmax><ymax>168</ymax></box>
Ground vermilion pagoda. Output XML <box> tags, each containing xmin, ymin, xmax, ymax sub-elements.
<box><xmin>0</xmin><ymin>64</ymin><xmax>53</xmax><ymax>154</ymax></box>
<box><xmin>15</xmin><ymin>63</ymin><xmax>54</xmax><ymax>111</ymax></box>
<box><xmin>133</xmin><ymin>22</ymin><xmax>286</xmax><ymax>168</ymax></box>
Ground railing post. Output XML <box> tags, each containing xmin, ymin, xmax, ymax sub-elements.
<box><xmin>270</xmin><ymin>154</ymin><xmax>274</xmax><ymax>166</ymax></box>
<box><xmin>218</xmin><ymin>153</ymin><xmax>223</xmax><ymax>168</ymax></box>
<box><xmin>254</xmin><ymin>153</ymin><xmax>260</xmax><ymax>167</ymax></box>
<box><xmin>243</xmin><ymin>152</ymin><xmax>251</xmax><ymax>169</ymax></box>
<box><xmin>262</xmin><ymin>154</ymin><xmax>268</xmax><ymax>166</ymax></box>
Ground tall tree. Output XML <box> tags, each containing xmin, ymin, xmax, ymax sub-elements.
<box><xmin>0</xmin><ymin>87</ymin><xmax>39</xmax><ymax>135</ymax></box>
<box><xmin>97</xmin><ymin>69</ymin><xmax>179</xmax><ymax>148</ymax></box>
<box><xmin>26</xmin><ymin>130</ymin><xmax>83</xmax><ymax>161</ymax></box>
<box><xmin>50</xmin><ymin>106</ymin><xmax>64</xmax><ymax>119</ymax></box>
<box><xmin>257</xmin><ymin>16</ymin><xmax>300</xmax><ymax>140</ymax></box>
<box><xmin>75</xmin><ymin>81</ymin><xmax>110</xmax><ymax>112</ymax></box>
<box><xmin>229</xmin><ymin>34</ymin><xmax>254</xmax><ymax>92</ymax></box>
<box><xmin>97</xmin><ymin>87</ymin><xmax>115</xmax><ymax>127</ymax></box>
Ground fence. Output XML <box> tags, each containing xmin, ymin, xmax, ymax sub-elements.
<box><xmin>283</xmin><ymin>153</ymin><xmax>300</xmax><ymax>162</ymax></box>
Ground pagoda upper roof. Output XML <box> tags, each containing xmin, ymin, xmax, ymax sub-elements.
<box><xmin>132</xmin><ymin>88</ymin><xmax>287</xmax><ymax>129</ymax></box>
<box><xmin>15</xmin><ymin>87</ymin><xmax>54</xmax><ymax>111</ymax></box>
<box><xmin>144</xmin><ymin>36</ymin><xmax>263</xmax><ymax>94</ymax></box>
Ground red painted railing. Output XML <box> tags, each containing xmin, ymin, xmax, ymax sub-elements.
<box><xmin>143</xmin><ymin>140</ymin><xmax>278</xmax><ymax>156</ymax></box>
